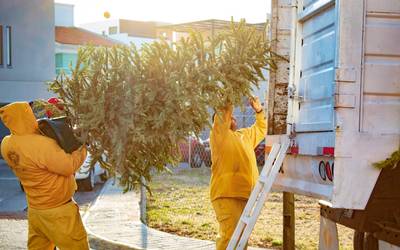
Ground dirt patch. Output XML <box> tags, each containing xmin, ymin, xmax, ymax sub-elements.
<box><xmin>147</xmin><ymin>166</ymin><xmax>353</xmax><ymax>249</ymax></box>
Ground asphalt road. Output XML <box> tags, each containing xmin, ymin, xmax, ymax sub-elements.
<box><xmin>0</xmin><ymin>159</ymin><xmax>104</xmax><ymax>249</ymax></box>
<box><xmin>0</xmin><ymin>160</ymin><xmax>26</xmax><ymax>213</ymax></box>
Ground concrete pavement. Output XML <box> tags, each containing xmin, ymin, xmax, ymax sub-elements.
<box><xmin>84</xmin><ymin>179</ymin><xmax>266</xmax><ymax>250</ymax></box>
<box><xmin>0</xmin><ymin>160</ymin><xmax>27</xmax><ymax>212</ymax></box>
<box><xmin>1</xmin><ymin>158</ymin><xmax>265</xmax><ymax>249</ymax></box>
<box><xmin>0</xmin><ymin>159</ymin><xmax>104</xmax><ymax>249</ymax></box>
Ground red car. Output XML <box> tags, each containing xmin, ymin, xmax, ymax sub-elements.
<box><xmin>179</xmin><ymin>137</ymin><xmax>266</xmax><ymax>168</ymax></box>
<box><xmin>179</xmin><ymin>136</ymin><xmax>211</xmax><ymax>168</ymax></box>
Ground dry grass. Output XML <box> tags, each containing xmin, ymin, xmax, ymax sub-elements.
<box><xmin>147</xmin><ymin>166</ymin><xmax>353</xmax><ymax>249</ymax></box>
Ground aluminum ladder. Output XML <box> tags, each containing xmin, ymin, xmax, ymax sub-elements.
<box><xmin>227</xmin><ymin>140</ymin><xmax>290</xmax><ymax>250</ymax></box>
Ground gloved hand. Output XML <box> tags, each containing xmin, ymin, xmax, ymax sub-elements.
<box><xmin>249</xmin><ymin>97</ymin><xmax>263</xmax><ymax>113</ymax></box>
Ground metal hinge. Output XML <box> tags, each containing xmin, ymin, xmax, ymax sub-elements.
<box><xmin>288</xmin><ymin>85</ymin><xmax>304</xmax><ymax>102</ymax></box>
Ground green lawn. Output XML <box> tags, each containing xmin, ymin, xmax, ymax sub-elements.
<box><xmin>147</xmin><ymin>166</ymin><xmax>353</xmax><ymax>249</ymax></box>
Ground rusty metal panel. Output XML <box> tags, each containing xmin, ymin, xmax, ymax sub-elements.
<box><xmin>267</xmin><ymin>0</ymin><xmax>291</xmax><ymax>135</ymax></box>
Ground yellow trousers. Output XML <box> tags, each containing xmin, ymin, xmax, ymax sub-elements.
<box><xmin>27</xmin><ymin>200</ymin><xmax>89</xmax><ymax>250</ymax></box>
<box><xmin>212</xmin><ymin>198</ymin><xmax>248</xmax><ymax>250</ymax></box>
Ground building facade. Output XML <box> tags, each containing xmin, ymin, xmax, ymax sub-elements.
<box><xmin>55</xmin><ymin>2</ymin><xmax>74</xmax><ymax>27</ymax></box>
<box><xmin>0</xmin><ymin>0</ymin><xmax>55</xmax><ymax>103</ymax></box>
<box><xmin>54</xmin><ymin>3</ymin><xmax>119</xmax><ymax>75</ymax></box>
<box><xmin>80</xmin><ymin>19</ymin><xmax>172</xmax><ymax>48</ymax></box>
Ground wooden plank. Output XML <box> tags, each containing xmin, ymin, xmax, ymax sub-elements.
<box><xmin>268</xmin><ymin>0</ymin><xmax>291</xmax><ymax>135</ymax></box>
<box><xmin>283</xmin><ymin>192</ymin><xmax>295</xmax><ymax>250</ymax></box>
<box><xmin>267</xmin><ymin>0</ymin><xmax>280</xmax><ymax>135</ymax></box>
<box><xmin>319</xmin><ymin>216</ymin><xmax>339</xmax><ymax>250</ymax></box>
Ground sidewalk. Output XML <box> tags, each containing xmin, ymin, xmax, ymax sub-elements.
<box><xmin>84</xmin><ymin>179</ymin><xmax>265</xmax><ymax>250</ymax></box>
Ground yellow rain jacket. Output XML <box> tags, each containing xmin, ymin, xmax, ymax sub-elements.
<box><xmin>0</xmin><ymin>102</ymin><xmax>87</xmax><ymax>209</ymax></box>
<box><xmin>210</xmin><ymin>105</ymin><xmax>267</xmax><ymax>250</ymax></box>
<box><xmin>210</xmin><ymin>105</ymin><xmax>267</xmax><ymax>202</ymax></box>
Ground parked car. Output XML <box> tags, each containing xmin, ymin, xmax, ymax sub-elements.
<box><xmin>75</xmin><ymin>153</ymin><xmax>107</xmax><ymax>191</ymax></box>
<box><xmin>255</xmin><ymin>140</ymin><xmax>266</xmax><ymax>167</ymax></box>
<box><xmin>179</xmin><ymin>136</ymin><xmax>211</xmax><ymax>168</ymax></box>
<box><xmin>179</xmin><ymin>136</ymin><xmax>266</xmax><ymax>168</ymax></box>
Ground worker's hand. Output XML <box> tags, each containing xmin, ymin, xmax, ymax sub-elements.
<box><xmin>249</xmin><ymin>97</ymin><xmax>263</xmax><ymax>113</ymax></box>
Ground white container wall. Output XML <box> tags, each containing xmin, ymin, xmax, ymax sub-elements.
<box><xmin>269</xmin><ymin>0</ymin><xmax>400</xmax><ymax>209</ymax></box>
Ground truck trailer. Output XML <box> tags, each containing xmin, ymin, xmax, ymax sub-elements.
<box><xmin>266</xmin><ymin>0</ymin><xmax>400</xmax><ymax>248</ymax></box>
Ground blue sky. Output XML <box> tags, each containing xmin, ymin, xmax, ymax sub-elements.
<box><xmin>55</xmin><ymin>0</ymin><xmax>271</xmax><ymax>25</ymax></box>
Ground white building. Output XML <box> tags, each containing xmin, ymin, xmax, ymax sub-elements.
<box><xmin>54</xmin><ymin>3</ymin><xmax>119</xmax><ymax>75</ymax></box>
<box><xmin>80</xmin><ymin>19</ymin><xmax>172</xmax><ymax>48</ymax></box>
<box><xmin>55</xmin><ymin>2</ymin><xmax>74</xmax><ymax>27</ymax></box>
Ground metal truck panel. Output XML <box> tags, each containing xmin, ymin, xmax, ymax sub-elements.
<box><xmin>362</xmin><ymin>10</ymin><xmax>400</xmax><ymax>134</ymax></box>
<box><xmin>295</xmin><ymin>1</ymin><xmax>336</xmax><ymax>132</ymax></box>
<box><xmin>366</xmin><ymin>0</ymin><xmax>400</xmax><ymax>13</ymax></box>
<box><xmin>269</xmin><ymin>0</ymin><xmax>400</xmax><ymax>209</ymax></box>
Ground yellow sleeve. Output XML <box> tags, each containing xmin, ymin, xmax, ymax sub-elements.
<box><xmin>37</xmin><ymin>139</ymin><xmax>87</xmax><ymax>176</ymax></box>
<box><xmin>241</xmin><ymin>110</ymin><xmax>267</xmax><ymax>148</ymax></box>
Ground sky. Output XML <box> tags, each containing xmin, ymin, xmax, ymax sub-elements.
<box><xmin>55</xmin><ymin>0</ymin><xmax>271</xmax><ymax>25</ymax></box>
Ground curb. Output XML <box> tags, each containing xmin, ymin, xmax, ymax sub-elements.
<box><xmin>83</xmin><ymin>179</ymin><xmax>143</xmax><ymax>250</ymax></box>
<box><xmin>82</xmin><ymin>179</ymin><xmax>268</xmax><ymax>250</ymax></box>
<box><xmin>88</xmin><ymin>231</ymin><xmax>142</xmax><ymax>250</ymax></box>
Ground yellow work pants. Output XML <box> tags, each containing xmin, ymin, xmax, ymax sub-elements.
<box><xmin>212</xmin><ymin>198</ymin><xmax>248</xmax><ymax>250</ymax></box>
<box><xmin>27</xmin><ymin>201</ymin><xmax>89</xmax><ymax>250</ymax></box>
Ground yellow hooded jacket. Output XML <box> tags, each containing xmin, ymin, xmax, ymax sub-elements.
<box><xmin>0</xmin><ymin>102</ymin><xmax>86</xmax><ymax>209</ymax></box>
<box><xmin>210</xmin><ymin>105</ymin><xmax>267</xmax><ymax>201</ymax></box>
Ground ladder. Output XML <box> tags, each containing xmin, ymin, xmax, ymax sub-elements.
<box><xmin>227</xmin><ymin>140</ymin><xmax>290</xmax><ymax>250</ymax></box>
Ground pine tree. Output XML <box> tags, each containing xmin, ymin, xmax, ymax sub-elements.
<box><xmin>50</xmin><ymin>21</ymin><xmax>280</xmax><ymax>191</ymax></box>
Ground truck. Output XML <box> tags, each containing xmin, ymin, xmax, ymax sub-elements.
<box><xmin>266</xmin><ymin>0</ymin><xmax>400</xmax><ymax>248</ymax></box>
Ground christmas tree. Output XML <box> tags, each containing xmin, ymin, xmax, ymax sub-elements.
<box><xmin>50</xmin><ymin>21</ymin><xmax>280</xmax><ymax>190</ymax></box>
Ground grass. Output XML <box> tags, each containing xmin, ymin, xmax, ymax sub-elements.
<box><xmin>147</xmin><ymin>166</ymin><xmax>354</xmax><ymax>249</ymax></box>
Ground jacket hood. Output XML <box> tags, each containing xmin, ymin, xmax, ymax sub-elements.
<box><xmin>0</xmin><ymin>102</ymin><xmax>38</xmax><ymax>135</ymax></box>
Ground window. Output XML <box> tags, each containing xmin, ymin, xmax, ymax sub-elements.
<box><xmin>0</xmin><ymin>25</ymin><xmax>3</xmax><ymax>66</ymax></box>
<box><xmin>6</xmin><ymin>26</ymin><xmax>11</xmax><ymax>67</ymax></box>
<box><xmin>108</xmin><ymin>26</ymin><xmax>118</xmax><ymax>35</ymax></box>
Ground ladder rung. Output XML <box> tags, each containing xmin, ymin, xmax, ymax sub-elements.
<box><xmin>258</xmin><ymin>175</ymin><xmax>267</xmax><ymax>183</ymax></box>
<box><xmin>227</xmin><ymin>141</ymin><xmax>290</xmax><ymax>250</ymax></box>
<box><xmin>241</xmin><ymin>216</ymin><xmax>250</xmax><ymax>225</ymax></box>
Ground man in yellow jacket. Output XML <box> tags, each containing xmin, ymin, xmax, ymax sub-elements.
<box><xmin>0</xmin><ymin>102</ymin><xmax>89</xmax><ymax>250</ymax></box>
<box><xmin>210</xmin><ymin>97</ymin><xmax>267</xmax><ymax>250</ymax></box>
